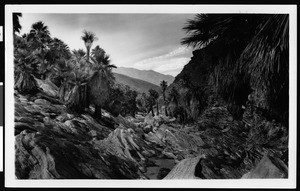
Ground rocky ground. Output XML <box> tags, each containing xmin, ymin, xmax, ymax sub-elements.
<box><xmin>14</xmin><ymin>79</ymin><xmax>288</xmax><ymax>179</ymax></box>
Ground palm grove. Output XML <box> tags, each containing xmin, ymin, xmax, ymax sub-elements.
<box><xmin>13</xmin><ymin>13</ymin><xmax>289</xmax><ymax>128</ymax></box>
<box><xmin>13</xmin><ymin>13</ymin><xmax>164</xmax><ymax>119</ymax></box>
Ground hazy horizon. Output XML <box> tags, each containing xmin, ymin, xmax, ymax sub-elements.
<box><xmin>19</xmin><ymin>13</ymin><xmax>195</xmax><ymax>77</ymax></box>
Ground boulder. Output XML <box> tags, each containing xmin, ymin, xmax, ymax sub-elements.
<box><xmin>143</xmin><ymin>125</ymin><xmax>152</xmax><ymax>134</ymax></box>
<box><xmin>241</xmin><ymin>155</ymin><xmax>288</xmax><ymax>179</ymax></box>
<box><xmin>144</xmin><ymin>113</ymin><xmax>155</xmax><ymax>126</ymax></box>
<box><xmin>35</xmin><ymin>78</ymin><xmax>59</xmax><ymax>97</ymax></box>
<box><xmin>163</xmin><ymin>156</ymin><xmax>203</xmax><ymax>179</ymax></box>
<box><xmin>34</xmin><ymin>98</ymin><xmax>51</xmax><ymax>106</ymax></box>
<box><xmin>88</xmin><ymin>130</ymin><xmax>98</xmax><ymax>138</ymax></box>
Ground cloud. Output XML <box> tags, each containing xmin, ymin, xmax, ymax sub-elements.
<box><xmin>132</xmin><ymin>46</ymin><xmax>192</xmax><ymax>76</ymax></box>
<box><xmin>133</xmin><ymin>46</ymin><xmax>191</xmax><ymax>67</ymax></box>
<box><xmin>164</xmin><ymin>46</ymin><xmax>191</xmax><ymax>58</ymax></box>
<box><xmin>153</xmin><ymin>57</ymin><xmax>190</xmax><ymax>76</ymax></box>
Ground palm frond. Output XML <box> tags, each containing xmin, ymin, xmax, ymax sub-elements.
<box><xmin>13</xmin><ymin>13</ymin><xmax>22</xmax><ymax>33</ymax></box>
<box><xmin>240</xmin><ymin>14</ymin><xmax>289</xmax><ymax>81</ymax></box>
<box><xmin>81</xmin><ymin>30</ymin><xmax>98</xmax><ymax>43</ymax></box>
<box><xmin>181</xmin><ymin>14</ymin><xmax>234</xmax><ymax>48</ymax></box>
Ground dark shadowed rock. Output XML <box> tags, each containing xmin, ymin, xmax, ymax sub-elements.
<box><xmin>157</xmin><ymin>168</ymin><xmax>171</xmax><ymax>179</ymax></box>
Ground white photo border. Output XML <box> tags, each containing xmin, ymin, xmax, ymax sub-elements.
<box><xmin>5</xmin><ymin>4</ymin><xmax>297</xmax><ymax>188</ymax></box>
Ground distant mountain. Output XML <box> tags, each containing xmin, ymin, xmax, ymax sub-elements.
<box><xmin>113</xmin><ymin>73</ymin><xmax>161</xmax><ymax>94</ymax></box>
<box><xmin>113</xmin><ymin>67</ymin><xmax>175</xmax><ymax>86</ymax></box>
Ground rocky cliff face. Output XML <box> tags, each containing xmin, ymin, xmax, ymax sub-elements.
<box><xmin>166</xmin><ymin>46</ymin><xmax>215</xmax><ymax>122</ymax></box>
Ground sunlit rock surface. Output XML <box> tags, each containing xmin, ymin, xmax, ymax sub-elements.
<box><xmin>163</xmin><ymin>156</ymin><xmax>203</xmax><ymax>179</ymax></box>
<box><xmin>241</xmin><ymin>155</ymin><xmax>288</xmax><ymax>179</ymax></box>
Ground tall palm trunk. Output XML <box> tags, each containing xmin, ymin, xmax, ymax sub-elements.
<box><xmin>165</xmin><ymin>105</ymin><xmax>168</xmax><ymax>116</ymax></box>
<box><xmin>163</xmin><ymin>93</ymin><xmax>168</xmax><ymax>116</ymax></box>
<box><xmin>86</xmin><ymin>47</ymin><xmax>90</xmax><ymax>62</ymax></box>
<box><xmin>150</xmin><ymin>106</ymin><xmax>154</xmax><ymax>117</ymax></box>
<box><xmin>156</xmin><ymin>100</ymin><xmax>159</xmax><ymax>115</ymax></box>
<box><xmin>85</xmin><ymin>41</ymin><xmax>92</xmax><ymax>62</ymax></box>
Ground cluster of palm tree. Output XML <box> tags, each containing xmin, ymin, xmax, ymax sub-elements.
<box><xmin>14</xmin><ymin>14</ymin><xmax>72</xmax><ymax>92</ymax></box>
<box><xmin>181</xmin><ymin>14</ymin><xmax>289</xmax><ymax>124</ymax></box>
<box><xmin>13</xmin><ymin>14</ymin><xmax>120</xmax><ymax>119</ymax></box>
<box><xmin>134</xmin><ymin>81</ymin><xmax>170</xmax><ymax>117</ymax></box>
<box><xmin>149</xmin><ymin>89</ymin><xmax>159</xmax><ymax>116</ymax></box>
<box><xmin>137</xmin><ymin>88</ymin><xmax>160</xmax><ymax>117</ymax></box>
<box><xmin>135</xmin><ymin>80</ymin><xmax>170</xmax><ymax>117</ymax></box>
<box><xmin>58</xmin><ymin>30</ymin><xmax>119</xmax><ymax>117</ymax></box>
<box><xmin>166</xmin><ymin>86</ymin><xmax>179</xmax><ymax>118</ymax></box>
<box><xmin>116</xmin><ymin>84</ymin><xmax>138</xmax><ymax>117</ymax></box>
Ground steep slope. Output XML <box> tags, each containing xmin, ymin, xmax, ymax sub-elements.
<box><xmin>165</xmin><ymin>46</ymin><xmax>216</xmax><ymax>122</ymax></box>
<box><xmin>113</xmin><ymin>67</ymin><xmax>175</xmax><ymax>86</ymax></box>
<box><xmin>113</xmin><ymin>73</ymin><xmax>160</xmax><ymax>94</ymax></box>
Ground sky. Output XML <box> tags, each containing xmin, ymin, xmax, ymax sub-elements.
<box><xmin>19</xmin><ymin>13</ymin><xmax>196</xmax><ymax>77</ymax></box>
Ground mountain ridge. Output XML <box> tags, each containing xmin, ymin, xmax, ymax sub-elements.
<box><xmin>113</xmin><ymin>67</ymin><xmax>175</xmax><ymax>86</ymax></box>
<box><xmin>113</xmin><ymin>72</ymin><xmax>161</xmax><ymax>94</ymax></box>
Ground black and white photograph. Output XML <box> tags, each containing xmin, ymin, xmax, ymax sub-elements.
<box><xmin>4</xmin><ymin>4</ymin><xmax>297</xmax><ymax>188</ymax></box>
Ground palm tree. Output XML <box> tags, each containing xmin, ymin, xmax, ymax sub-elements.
<box><xmin>160</xmin><ymin>80</ymin><xmax>168</xmax><ymax>116</ymax></box>
<box><xmin>91</xmin><ymin>45</ymin><xmax>105</xmax><ymax>60</ymax></box>
<box><xmin>28</xmin><ymin>21</ymin><xmax>51</xmax><ymax>49</ymax></box>
<box><xmin>61</xmin><ymin>48</ymin><xmax>90</xmax><ymax>113</ymax></box>
<box><xmin>168</xmin><ymin>86</ymin><xmax>179</xmax><ymax>105</ymax></box>
<box><xmin>14</xmin><ymin>49</ymin><xmax>39</xmax><ymax>94</ymax></box>
<box><xmin>13</xmin><ymin>13</ymin><xmax>22</xmax><ymax>34</ymax></box>
<box><xmin>145</xmin><ymin>94</ymin><xmax>155</xmax><ymax>116</ymax></box>
<box><xmin>91</xmin><ymin>45</ymin><xmax>116</xmax><ymax>68</ymax></box>
<box><xmin>140</xmin><ymin>92</ymin><xmax>148</xmax><ymax>115</ymax></box>
<box><xmin>70</xmin><ymin>49</ymin><xmax>86</xmax><ymax>68</ymax></box>
<box><xmin>81</xmin><ymin>30</ymin><xmax>97</xmax><ymax>62</ymax></box>
<box><xmin>91</xmin><ymin>45</ymin><xmax>116</xmax><ymax>85</ymax></box>
<box><xmin>27</xmin><ymin>21</ymin><xmax>51</xmax><ymax>79</ymax></box>
<box><xmin>88</xmin><ymin>69</ymin><xmax>111</xmax><ymax>119</ymax></box>
<box><xmin>49</xmin><ymin>38</ymin><xmax>71</xmax><ymax>59</ymax></box>
<box><xmin>149</xmin><ymin>89</ymin><xmax>159</xmax><ymax>116</ymax></box>
<box><xmin>72</xmin><ymin>49</ymin><xmax>86</xmax><ymax>62</ymax></box>
<box><xmin>45</xmin><ymin>38</ymin><xmax>71</xmax><ymax>85</ymax></box>
<box><xmin>69</xmin><ymin>49</ymin><xmax>94</xmax><ymax>82</ymax></box>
